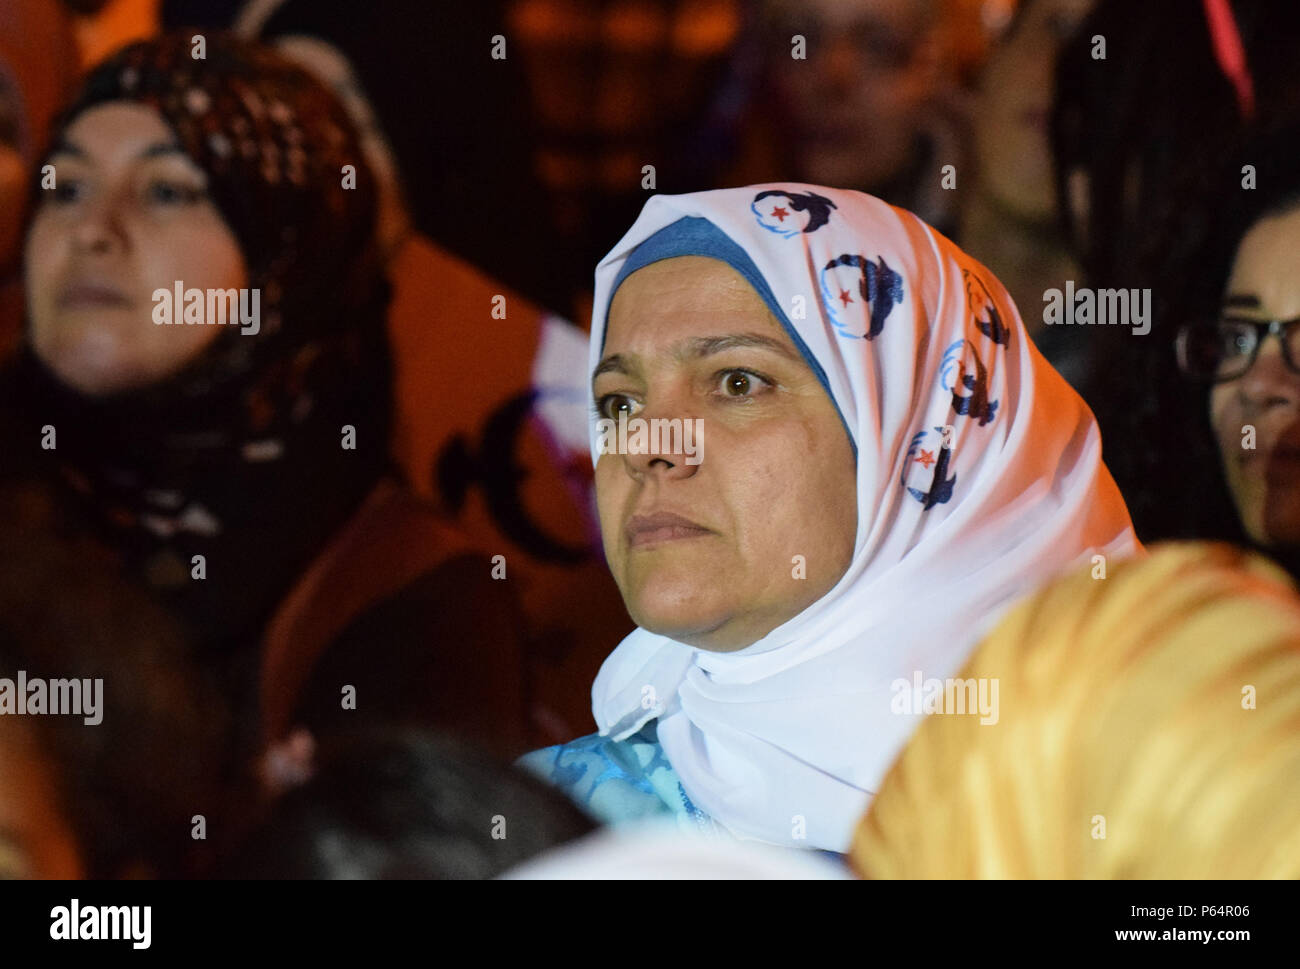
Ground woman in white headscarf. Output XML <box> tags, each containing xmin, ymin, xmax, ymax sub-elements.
<box><xmin>518</xmin><ymin>184</ymin><xmax>1141</xmax><ymax>854</ymax></box>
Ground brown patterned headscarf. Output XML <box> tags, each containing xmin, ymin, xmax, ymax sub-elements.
<box><xmin>47</xmin><ymin>30</ymin><xmax>383</xmax><ymax>375</ymax></box>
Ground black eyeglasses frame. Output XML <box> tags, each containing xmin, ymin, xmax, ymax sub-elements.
<box><xmin>1175</xmin><ymin>315</ymin><xmax>1300</xmax><ymax>383</ymax></box>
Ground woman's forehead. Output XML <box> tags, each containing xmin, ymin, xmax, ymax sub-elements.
<box><xmin>56</xmin><ymin>102</ymin><xmax>180</xmax><ymax>165</ymax></box>
<box><xmin>1229</xmin><ymin>206</ymin><xmax>1300</xmax><ymax>316</ymax></box>
<box><xmin>614</xmin><ymin>254</ymin><xmax>757</xmax><ymax>298</ymax></box>
<box><xmin>605</xmin><ymin>255</ymin><xmax>788</xmax><ymax>349</ymax></box>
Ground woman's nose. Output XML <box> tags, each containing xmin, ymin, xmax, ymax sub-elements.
<box><xmin>626</xmin><ymin>447</ymin><xmax>700</xmax><ymax>481</ymax></box>
<box><xmin>622</xmin><ymin>406</ymin><xmax>704</xmax><ymax>480</ymax></box>
<box><xmin>1238</xmin><ymin>337</ymin><xmax>1300</xmax><ymax>411</ymax></box>
<box><xmin>71</xmin><ymin>192</ymin><xmax>129</xmax><ymax>254</ymax></box>
<box><xmin>814</xmin><ymin>36</ymin><xmax>862</xmax><ymax>93</ymax></box>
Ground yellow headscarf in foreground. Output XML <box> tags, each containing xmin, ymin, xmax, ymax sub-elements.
<box><xmin>852</xmin><ymin>542</ymin><xmax>1300</xmax><ymax>878</ymax></box>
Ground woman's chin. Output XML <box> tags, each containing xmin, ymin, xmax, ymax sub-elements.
<box><xmin>40</xmin><ymin>350</ymin><xmax>150</xmax><ymax>397</ymax></box>
<box><xmin>1258</xmin><ymin>508</ymin><xmax>1300</xmax><ymax>549</ymax></box>
<box><xmin>37</xmin><ymin>350</ymin><xmax>128</xmax><ymax>397</ymax></box>
<box><xmin>623</xmin><ymin>581</ymin><xmax>732</xmax><ymax>646</ymax></box>
<box><xmin>626</xmin><ymin>590</ymin><xmax>775</xmax><ymax>653</ymax></box>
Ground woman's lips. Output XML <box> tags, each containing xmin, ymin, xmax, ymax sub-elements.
<box><xmin>57</xmin><ymin>283</ymin><xmax>132</xmax><ymax>310</ymax></box>
<box><xmin>625</xmin><ymin>511</ymin><xmax>713</xmax><ymax>549</ymax></box>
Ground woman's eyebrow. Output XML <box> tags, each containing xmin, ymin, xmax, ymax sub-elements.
<box><xmin>592</xmin><ymin>353</ymin><xmax>632</xmax><ymax>383</ymax></box>
<box><xmin>47</xmin><ymin>141</ymin><xmax>185</xmax><ymax>161</ymax></box>
<box><xmin>683</xmin><ymin>332</ymin><xmax>802</xmax><ymax>362</ymax></box>
<box><xmin>593</xmin><ymin>332</ymin><xmax>802</xmax><ymax>385</ymax></box>
<box><xmin>139</xmin><ymin>142</ymin><xmax>187</xmax><ymax>159</ymax></box>
<box><xmin>49</xmin><ymin>138</ymin><xmax>87</xmax><ymax>159</ymax></box>
<box><xmin>1223</xmin><ymin>293</ymin><xmax>1261</xmax><ymax>309</ymax></box>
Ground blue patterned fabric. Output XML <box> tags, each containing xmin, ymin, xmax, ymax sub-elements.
<box><xmin>517</xmin><ymin>720</ymin><xmax>713</xmax><ymax>831</ymax></box>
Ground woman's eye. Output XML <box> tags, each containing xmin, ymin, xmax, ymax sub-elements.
<box><xmin>50</xmin><ymin>179</ymin><xmax>86</xmax><ymax>204</ymax></box>
<box><xmin>716</xmin><ymin>369</ymin><xmax>770</xmax><ymax>399</ymax></box>
<box><xmin>145</xmin><ymin>180</ymin><xmax>205</xmax><ymax>205</ymax></box>
<box><xmin>596</xmin><ymin>393</ymin><xmax>640</xmax><ymax>420</ymax></box>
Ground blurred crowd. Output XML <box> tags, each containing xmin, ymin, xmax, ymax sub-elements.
<box><xmin>2</xmin><ymin>0</ymin><xmax>1300</xmax><ymax>880</ymax></box>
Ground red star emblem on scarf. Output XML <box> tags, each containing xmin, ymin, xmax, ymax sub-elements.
<box><xmin>914</xmin><ymin>449</ymin><xmax>935</xmax><ymax>469</ymax></box>
<box><xmin>771</xmin><ymin>206</ymin><xmax>789</xmax><ymax>221</ymax></box>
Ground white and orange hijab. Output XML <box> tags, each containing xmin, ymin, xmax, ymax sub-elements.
<box><xmin>587</xmin><ymin>185</ymin><xmax>1141</xmax><ymax>851</ymax></box>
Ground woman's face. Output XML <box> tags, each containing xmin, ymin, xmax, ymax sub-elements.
<box><xmin>0</xmin><ymin>717</ymin><xmax>82</xmax><ymax>879</ymax></box>
<box><xmin>594</xmin><ymin>256</ymin><xmax>858</xmax><ymax>652</ymax></box>
<box><xmin>974</xmin><ymin>0</ymin><xmax>1095</xmax><ymax>220</ymax></box>
<box><xmin>25</xmin><ymin>102</ymin><xmax>248</xmax><ymax>396</ymax></box>
<box><xmin>1211</xmin><ymin>204</ymin><xmax>1300</xmax><ymax>547</ymax></box>
<box><xmin>764</xmin><ymin>0</ymin><xmax>942</xmax><ymax>191</ymax></box>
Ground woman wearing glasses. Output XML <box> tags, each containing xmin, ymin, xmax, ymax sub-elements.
<box><xmin>1173</xmin><ymin>125</ymin><xmax>1300</xmax><ymax>576</ymax></box>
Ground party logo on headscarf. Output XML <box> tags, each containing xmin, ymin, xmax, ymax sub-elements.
<box><xmin>751</xmin><ymin>189</ymin><xmax>837</xmax><ymax>238</ymax></box>
<box><xmin>963</xmin><ymin>269</ymin><xmax>1010</xmax><ymax>347</ymax></box>
<box><xmin>901</xmin><ymin>427</ymin><xmax>956</xmax><ymax>510</ymax></box>
<box><xmin>940</xmin><ymin>339</ymin><xmax>998</xmax><ymax>426</ymax></box>
<box><xmin>818</xmin><ymin>254</ymin><xmax>903</xmax><ymax>341</ymax></box>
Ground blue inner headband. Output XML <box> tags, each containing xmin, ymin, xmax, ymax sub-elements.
<box><xmin>602</xmin><ymin>216</ymin><xmax>854</xmax><ymax>457</ymax></box>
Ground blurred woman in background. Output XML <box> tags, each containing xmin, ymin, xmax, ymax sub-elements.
<box><xmin>1050</xmin><ymin>0</ymin><xmax>1300</xmax><ymax>544</ymax></box>
<box><xmin>737</xmin><ymin>0</ymin><xmax>983</xmax><ymax>237</ymax></box>
<box><xmin>2</xmin><ymin>33</ymin><xmax>530</xmax><ymax>764</ymax></box>
<box><xmin>959</xmin><ymin>0</ymin><xmax>1093</xmax><ymax>387</ymax></box>
<box><xmin>1170</xmin><ymin>124</ymin><xmax>1300</xmax><ymax>581</ymax></box>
